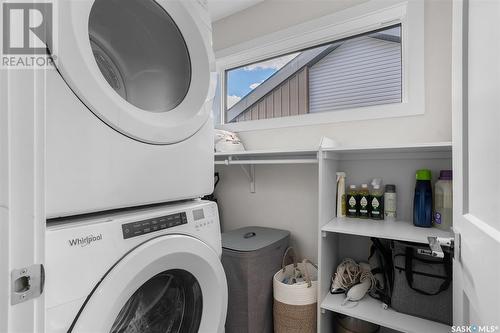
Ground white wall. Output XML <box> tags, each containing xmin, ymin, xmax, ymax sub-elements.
<box><xmin>213</xmin><ymin>0</ymin><xmax>370</xmax><ymax>52</ymax></box>
<box><xmin>215</xmin><ymin>164</ymin><xmax>319</xmax><ymax>261</ymax></box>
<box><xmin>213</xmin><ymin>0</ymin><xmax>453</xmax><ymax>264</ymax></box>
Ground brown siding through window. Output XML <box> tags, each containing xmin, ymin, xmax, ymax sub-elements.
<box><xmin>234</xmin><ymin>67</ymin><xmax>309</xmax><ymax>122</ymax></box>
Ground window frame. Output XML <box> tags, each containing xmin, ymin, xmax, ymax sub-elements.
<box><xmin>214</xmin><ymin>0</ymin><xmax>425</xmax><ymax>132</ymax></box>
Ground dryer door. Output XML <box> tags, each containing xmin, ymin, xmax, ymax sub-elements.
<box><xmin>70</xmin><ymin>235</ymin><xmax>227</xmax><ymax>332</ymax></box>
<box><xmin>54</xmin><ymin>0</ymin><xmax>215</xmax><ymax>145</ymax></box>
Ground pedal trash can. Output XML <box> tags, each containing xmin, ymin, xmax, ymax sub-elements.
<box><xmin>222</xmin><ymin>226</ymin><xmax>290</xmax><ymax>333</ymax></box>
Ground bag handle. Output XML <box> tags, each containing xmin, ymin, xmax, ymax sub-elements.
<box><xmin>302</xmin><ymin>259</ymin><xmax>312</xmax><ymax>288</ymax></box>
<box><xmin>369</xmin><ymin>238</ymin><xmax>393</xmax><ymax>306</ymax></box>
<box><xmin>404</xmin><ymin>247</ymin><xmax>452</xmax><ymax>296</ymax></box>
<box><xmin>282</xmin><ymin>247</ymin><xmax>298</xmax><ymax>272</ymax></box>
<box><xmin>301</xmin><ymin>259</ymin><xmax>318</xmax><ymax>288</ymax></box>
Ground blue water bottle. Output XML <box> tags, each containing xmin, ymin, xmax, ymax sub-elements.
<box><xmin>413</xmin><ymin>169</ymin><xmax>433</xmax><ymax>227</ymax></box>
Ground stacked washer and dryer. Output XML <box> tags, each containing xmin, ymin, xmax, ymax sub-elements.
<box><xmin>44</xmin><ymin>0</ymin><xmax>227</xmax><ymax>332</ymax></box>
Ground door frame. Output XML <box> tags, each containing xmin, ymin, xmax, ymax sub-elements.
<box><xmin>451</xmin><ymin>0</ymin><xmax>466</xmax><ymax>324</ymax></box>
<box><xmin>0</xmin><ymin>65</ymin><xmax>47</xmax><ymax>330</ymax></box>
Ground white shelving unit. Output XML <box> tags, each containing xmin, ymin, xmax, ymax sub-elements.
<box><xmin>317</xmin><ymin>141</ymin><xmax>453</xmax><ymax>333</ymax></box>
<box><xmin>215</xmin><ymin>141</ymin><xmax>454</xmax><ymax>332</ymax></box>
<box><xmin>215</xmin><ymin>149</ymin><xmax>318</xmax><ymax>165</ymax></box>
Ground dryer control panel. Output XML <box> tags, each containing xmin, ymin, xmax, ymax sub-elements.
<box><xmin>122</xmin><ymin>212</ymin><xmax>188</xmax><ymax>239</ymax></box>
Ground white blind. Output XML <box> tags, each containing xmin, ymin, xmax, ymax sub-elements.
<box><xmin>309</xmin><ymin>35</ymin><xmax>402</xmax><ymax>113</ymax></box>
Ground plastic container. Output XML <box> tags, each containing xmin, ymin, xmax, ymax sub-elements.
<box><xmin>369</xmin><ymin>184</ymin><xmax>384</xmax><ymax>220</ymax></box>
<box><xmin>384</xmin><ymin>184</ymin><xmax>397</xmax><ymax>221</ymax></box>
<box><xmin>413</xmin><ymin>169</ymin><xmax>433</xmax><ymax>228</ymax></box>
<box><xmin>336</xmin><ymin>172</ymin><xmax>346</xmax><ymax>218</ymax></box>
<box><xmin>346</xmin><ymin>185</ymin><xmax>358</xmax><ymax>218</ymax></box>
<box><xmin>434</xmin><ymin>170</ymin><xmax>453</xmax><ymax>230</ymax></box>
<box><xmin>358</xmin><ymin>184</ymin><xmax>370</xmax><ymax>219</ymax></box>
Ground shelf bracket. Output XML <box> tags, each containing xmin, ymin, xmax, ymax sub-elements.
<box><xmin>239</xmin><ymin>164</ymin><xmax>255</xmax><ymax>193</ymax></box>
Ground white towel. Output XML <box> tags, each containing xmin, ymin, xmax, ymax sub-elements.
<box><xmin>214</xmin><ymin>129</ymin><xmax>245</xmax><ymax>152</ymax></box>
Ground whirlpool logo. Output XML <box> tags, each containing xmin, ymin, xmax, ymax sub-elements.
<box><xmin>68</xmin><ymin>234</ymin><xmax>103</xmax><ymax>247</ymax></box>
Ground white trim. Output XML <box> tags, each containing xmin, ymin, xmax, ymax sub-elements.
<box><xmin>214</xmin><ymin>0</ymin><xmax>425</xmax><ymax>132</ymax></box>
<box><xmin>0</xmin><ymin>62</ymin><xmax>46</xmax><ymax>331</ymax></box>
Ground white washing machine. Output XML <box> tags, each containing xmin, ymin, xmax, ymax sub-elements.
<box><xmin>46</xmin><ymin>0</ymin><xmax>216</xmax><ymax>218</ymax></box>
<box><xmin>45</xmin><ymin>200</ymin><xmax>227</xmax><ymax>333</ymax></box>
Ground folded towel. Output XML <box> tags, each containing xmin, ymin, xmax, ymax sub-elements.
<box><xmin>214</xmin><ymin>129</ymin><xmax>245</xmax><ymax>152</ymax></box>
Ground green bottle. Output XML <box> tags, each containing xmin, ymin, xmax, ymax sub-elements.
<box><xmin>346</xmin><ymin>185</ymin><xmax>358</xmax><ymax>218</ymax></box>
<box><xmin>358</xmin><ymin>184</ymin><xmax>370</xmax><ymax>218</ymax></box>
<box><xmin>369</xmin><ymin>184</ymin><xmax>384</xmax><ymax>220</ymax></box>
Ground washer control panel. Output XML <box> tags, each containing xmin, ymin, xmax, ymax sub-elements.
<box><xmin>194</xmin><ymin>205</ymin><xmax>217</xmax><ymax>231</ymax></box>
<box><xmin>122</xmin><ymin>212</ymin><xmax>187</xmax><ymax>239</ymax></box>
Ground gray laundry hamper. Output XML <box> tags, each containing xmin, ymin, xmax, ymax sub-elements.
<box><xmin>222</xmin><ymin>226</ymin><xmax>290</xmax><ymax>333</ymax></box>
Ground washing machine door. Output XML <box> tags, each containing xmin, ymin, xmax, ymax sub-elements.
<box><xmin>54</xmin><ymin>0</ymin><xmax>215</xmax><ymax>145</ymax></box>
<box><xmin>70</xmin><ymin>235</ymin><xmax>227</xmax><ymax>332</ymax></box>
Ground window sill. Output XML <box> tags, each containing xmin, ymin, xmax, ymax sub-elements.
<box><xmin>217</xmin><ymin>101</ymin><xmax>424</xmax><ymax>132</ymax></box>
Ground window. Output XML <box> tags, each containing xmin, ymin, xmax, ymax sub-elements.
<box><xmin>214</xmin><ymin>1</ymin><xmax>424</xmax><ymax>131</ymax></box>
<box><xmin>223</xmin><ymin>25</ymin><xmax>401</xmax><ymax>123</ymax></box>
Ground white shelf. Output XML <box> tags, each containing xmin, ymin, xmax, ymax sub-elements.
<box><xmin>214</xmin><ymin>142</ymin><xmax>452</xmax><ymax>165</ymax></box>
<box><xmin>214</xmin><ymin>159</ymin><xmax>317</xmax><ymax>165</ymax></box>
<box><xmin>322</xmin><ymin>141</ymin><xmax>452</xmax><ymax>154</ymax></box>
<box><xmin>321</xmin><ymin>218</ymin><xmax>453</xmax><ymax>244</ymax></box>
<box><xmin>321</xmin><ymin>293</ymin><xmax>451</xmax><ymax>333</ymax></box>
<box><xmin>215</xmin><ymin>149</ymin><xmax>318</xmax><ymax>165</ymax></box>
<box><xmin>215</xmin><ymin>148</ymin><xmax>318</xmax><ymax>157</ymax></box>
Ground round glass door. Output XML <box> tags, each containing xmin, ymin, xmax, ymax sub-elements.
<box><xmin>111</xmin><ymin>270</ymin><xmax>202</xmax><ymax>333</ymax></box>
<box><xmin>55</xmin><ymin>0</ymin><xmax>213</xmax><ymax>144</ymax></box>
<box><xmin>69</xmin><ymin>235</ymin><xmax>227</xmax><ymax>332</ymax></box>
<box><xmin>88</xmin><ymin>0</ymin><xmax>191</xmax><ymax>113</ymax></box>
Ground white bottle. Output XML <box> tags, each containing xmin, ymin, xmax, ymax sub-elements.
<box><xmin>434</xmin><ymin>170</ymin><xmax>453</xmax><ymax>230</ymax></box>
<box><xmin>384</xmin><ymin>184</ymin><xmax>397</xmax><ymax>221</ymax></box>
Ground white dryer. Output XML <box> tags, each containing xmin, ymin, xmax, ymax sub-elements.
<box><xmin>45</xmin><ymin>200</ymin><xmax>227</xmax><ymax>333</ymax></box>
<box><xmin>46</xmin><ymin>0</ymin><xmax>216</xmax><ymax>218</ymax></box>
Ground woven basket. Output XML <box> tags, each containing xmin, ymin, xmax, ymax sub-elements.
<box><xmin>273</xmin><ymin>301</ymin><xmax>316</xmax><ymax>333</ymax></box>
<box><xmin>273</xmin><ymin>248</ymin><xmax>318</xmax><ymax>333</ymax></box>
